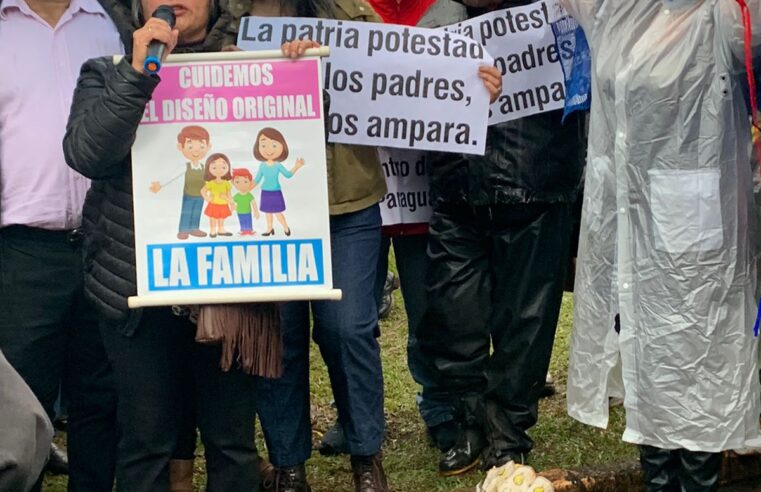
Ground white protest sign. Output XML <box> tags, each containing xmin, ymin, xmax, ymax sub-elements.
<box><xmin>444</xmin><ymin>0</ymin><xmax>569</xmax><ymax>125</ymax></box>
<box><xmin>237</xmin><ymin>17</ymin><xmax>492</xmax><ymax>155</ymax></box>
<box><xmin>129</xmin><ymin>50</ymin><xmax>340</xmax><ymax>308</ymax></box>
<box><xmin>378</xmin><ymin>148</ymin><xmax>433</xmax><ymax>227</ymax></box>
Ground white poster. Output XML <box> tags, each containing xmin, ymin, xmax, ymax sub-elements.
<box><xmin>378</xmin><ymin>148</ymin><xmax>433</xmax><ymax>227</ymax></box>
<box><xmin>444</xmin><ymin>0</ymin><xmax>569</xmax><ymax>125</ymax></box>
<box><xmin>129</xmin><ymin>51</ymin><xmax>340</xmax><ymax>308</ymax></box>
<box><xmin>237</xmin><ymin>17</ymin><xmax>492</xmax><ymax>155</ymax></box>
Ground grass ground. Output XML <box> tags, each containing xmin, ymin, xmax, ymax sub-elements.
<box><xmin>44</xmin><ymin>291</ymin><xmax>638</xmax><ymax>491</ymax></box>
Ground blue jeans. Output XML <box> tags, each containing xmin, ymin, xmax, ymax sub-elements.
<box><xmin>256</xmin><ymin>205</ymin><xmax>384</xmax><ymax>466</ymax></box>
<box><xmin>238</xmin><ymin>213</ymin><xmax>253</xmax><ymax>232</ymax></box>
<box><xmin>375</xmin><ymin>234</ymin><xmax>455</xmax><ymax>429</ymax></box>
<box><xmin>178</xmin><ymin>195</ymin><xmax>204</xmax><ymax>233</ymax></box>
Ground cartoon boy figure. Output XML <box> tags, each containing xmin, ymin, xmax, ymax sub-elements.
<box><xmin>231</xmin><ymin>168</ymin><xmax>260</xmax><ymax>236</ymax></box>
<box><xmin>149</xmin><ymin>125</ymin><xmax>211</xmax><ymax>240</ymax></box>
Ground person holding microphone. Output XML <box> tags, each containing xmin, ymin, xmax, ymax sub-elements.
<box><xmin>63</xmin><ymin>1</ymin><xmax>263</xmax><ymax>490</ymax></box>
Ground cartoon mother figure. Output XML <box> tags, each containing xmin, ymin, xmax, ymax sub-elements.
<box><xmin>253</xmin><ymin>127</ymin><xmax>305</xmax><ymax>236</ymax></box>
<box><xmin>200</xmin><ymin>153</ymin><xmax>234</xmax><ymax>238</ymax></box>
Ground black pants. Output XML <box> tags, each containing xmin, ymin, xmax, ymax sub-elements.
<box><xmin>419</xmin><ymin>202</ymin><xmax>571</xmax><ymax>456</ymax></box>
<box><xmin>639</xmin><ymin>446</ymin><xmax>722</xmax><ymax>492</ymax></box>
<box><xmin>0</xmin><ymin>226</ymin><xmax>117</xmax><ymax>492</ymax></box>
<box><xmin>174</xmin><ymin>334</ymin><xmax>198</xmax><ymax>462</ymax></box>
<box><xmin>101</xmin><ymin>308</ymin><xmax>259</xmax><ymax>492</ymax></box>
<box><xmin>374</xmin><ymin>234</ymin><xmax>455</xmax><ymax>430</ymax></box>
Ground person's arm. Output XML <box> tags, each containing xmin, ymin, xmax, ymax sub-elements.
<box><xmin>251</xmin><ymin>195</ymin><xmax>261</xmax><ymax>219</ymax></box>
<box><xmin>64</xmin><ymin>18</ymin><xmax>178</xmax><ymax>180</ymax></box>
<box><xmin>479</xmin><ymin>66</ymin><xmax>502</xmax><ymax>103</ymax></box>
<box><xmin>254</xmin><ymin>165</ymin><xmax>265</xmax><ymax>186</ymax></box>
<box><xmin>149</xmin><ymin>170</ymin><xmax>186</xmax><ymax>193</ymax></box>
<box><xmin>286</xmin><ymin>159</ymin><xmax>304</xmax><ymax>176</ymax></box>
<box><xmin>716</xmin><ymin>0</ymin><xmax>761</xmax><ymax>64</ymax></box>
<box><xmin>200</xmin><ymin>182</ymin><xmax>211</xmax><ymax>202</ymax></box>
<box><xmin>224</xmin><ymin>182</ymin><xmax>234</xmax><ymax>206</ymax></box>
<box><xmin>0</xmin><ymin>350</ymin><xmax>53</xmax><ymax>492</ymax></box>
<box><xmin>63</xmin><ymin>58</ymin><xmax>160</xmax><ymax>179</ymax></box>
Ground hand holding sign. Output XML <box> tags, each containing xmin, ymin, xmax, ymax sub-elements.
<box><xmin>445</xmin><ymin>1</ymin><xmax>568</xmax><ymax>125</ymax></box>
<box><xmin>479</xmin><ymin>65</ymin><xmax>503</xmax><ymax>103</ymax></box>
<box><xmin>281</xmin><ymin>39</ymin><xmax>321</xmax><ymax>58</ymax></box>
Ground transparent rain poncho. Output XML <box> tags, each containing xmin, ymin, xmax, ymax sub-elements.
<box><xmin>561</xmin><ymin>0</ymin><xmax>761</xmax><ymax>451</ymax></box>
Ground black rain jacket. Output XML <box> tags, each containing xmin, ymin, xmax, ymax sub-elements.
<box><xmin>430</xmin><ymin>0</ymin><xmax>586</xmax><ymax>206</ymax></box>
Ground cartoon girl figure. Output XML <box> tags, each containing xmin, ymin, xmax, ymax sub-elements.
<box><xmin>253</xmin><ymin>127</ymin><xmax>305</xmax><ymax>236</ymax></box>
<box><xmin>200</xmin><ymin>153</ymin><xmax>234</xmax><ymax>238</ymax></box>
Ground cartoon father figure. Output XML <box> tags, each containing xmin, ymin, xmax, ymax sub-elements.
<box><xmin>149</xmin><ymin>125</ymin><xmax>211</xmax><ymax>239</ymax></box>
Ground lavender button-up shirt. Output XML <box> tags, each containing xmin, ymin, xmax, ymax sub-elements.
<box><xmin>0</xmin><ymin>0</ymin><xmax>124</xmax><ymax>230</ymax></box>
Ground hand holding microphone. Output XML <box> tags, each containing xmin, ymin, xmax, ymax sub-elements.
<box><xmin>131</xmin><ymin>5</ymin><xmax>179</xmax><ymax>75</ymax></box>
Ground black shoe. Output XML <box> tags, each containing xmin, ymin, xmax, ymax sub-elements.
<box><xmin>351</xmin><ymin>453</ymin><xmax>389</xmax><ymax>492</ymax></box>
<box><xmin>53</xmin><ymin>415</ymin><xmax>67</xmax><ymax>432</ymax></box>
<box><xmin>46</xmin><ymin>443</ymin><xmax>69</xmax><ymax>476</ymax></box>
<box><xmin>428</xmin><ymin>420</ymin><xmax>460</xmax><ymax>452</ymax></box>
<box><xmin>539</xmin><ymin>373</ymin><xmax>556</xmax><ymax>399</ymax></box>
<box><xmin>378</xmin><ymin>271</ymin><xmax>399</xmax><ymax>320</ymax></box>
<box><xmin>274</xmin><ymin>464</ymin><xmax>310</xmax><ymax>492</ymax></box>
<box><xmin>318</xmin><ymin>420</ymin><xmax>347</xmax><ymax>456</ymax></box>
<box><xmin>480</xmin><ymin>448</ymin><xmax>529</xmax><ymax>471</ymax></box>
<box><xmin>438</xmin><ymin>426</ymin><xmax>485</xmax><ymax>477</ymax></box>
<box><xmin>378</xmin><ymin>292</ymin><xmax>393</xmax><ymax>320</ymax></box>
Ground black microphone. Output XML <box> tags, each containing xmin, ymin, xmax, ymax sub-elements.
<box><xmin>143</xmin><ymin>5</ymin><xmax>176</xmax><ymax>75</ymax></box>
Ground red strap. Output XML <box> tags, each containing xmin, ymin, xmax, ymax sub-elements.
<box><xmin>735</xmin><ymin>0</ymin><xmax>761</xmax><ymax>162</ymax></box>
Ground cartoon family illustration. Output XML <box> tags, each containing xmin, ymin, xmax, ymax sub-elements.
<box><xmin>149</xmin><ymin>125</ymin><xmax>305</xmax><ymax>239</ymax></box>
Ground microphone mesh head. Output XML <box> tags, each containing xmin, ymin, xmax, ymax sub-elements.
<box><xmin>153</xmin><ymin>5</ymin><xmax>176</xmax><ymax>28</ymax></box>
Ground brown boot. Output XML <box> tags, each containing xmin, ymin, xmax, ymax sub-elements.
<box><xmin>169</xmin><ymin>459</ymin><xmax>194</xmax><ymax>492</ymax></box>
<box><xmin>351</xmin><ymin>453</ymin><xmax>389</xmax><ymax>492</ymax></box>
<box><xmin>260</xmin><ymin>459</ymin><xmax>277</xmax><ymax>492</ymax></box>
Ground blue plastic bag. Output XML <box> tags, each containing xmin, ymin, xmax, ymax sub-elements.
<box><xmin>551</xmin><ymin>15</ymin><xmax>591</xmax><ymax>122</ymax></box>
